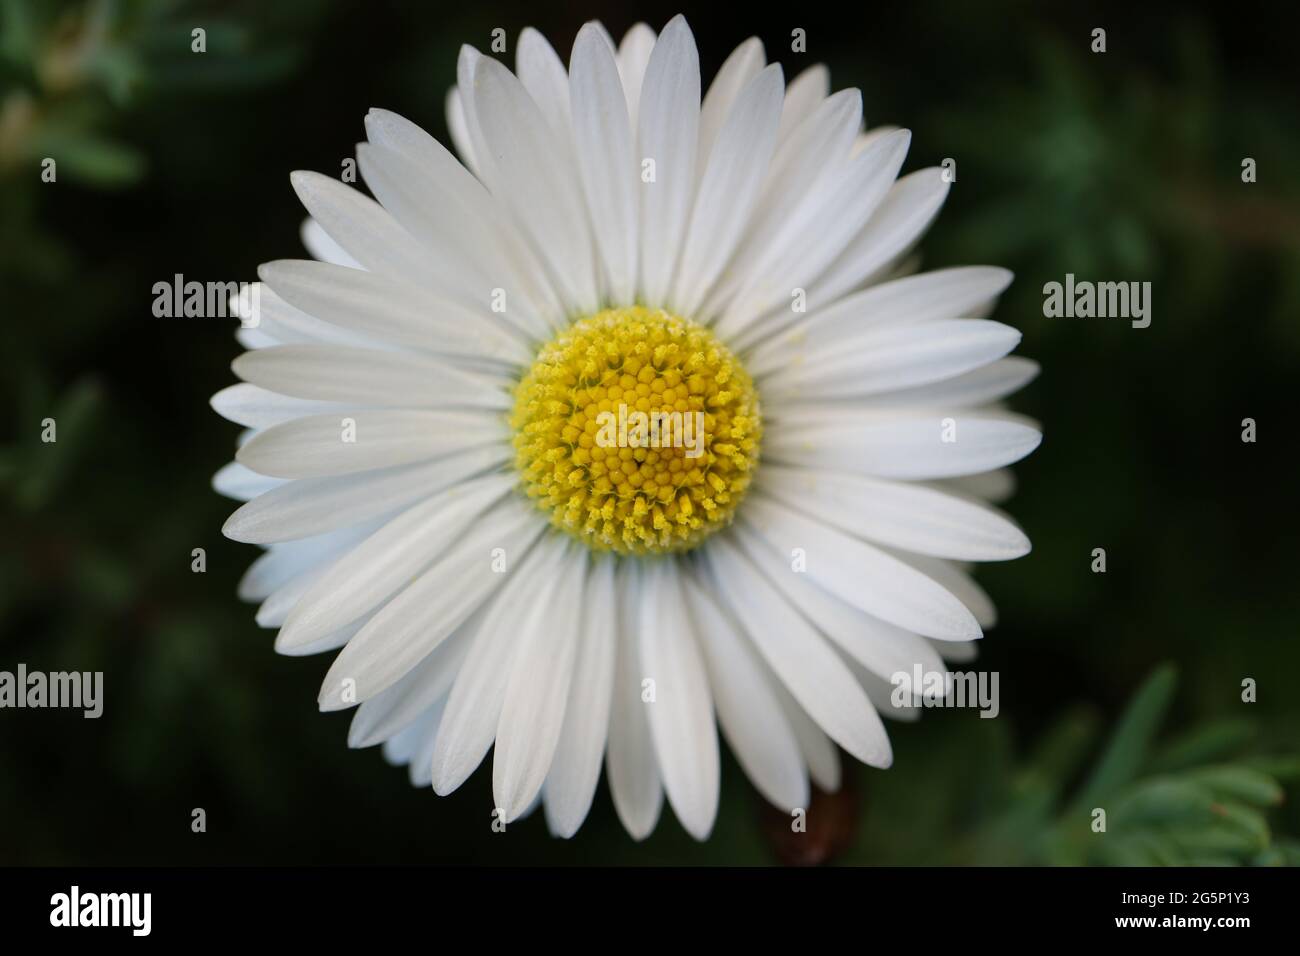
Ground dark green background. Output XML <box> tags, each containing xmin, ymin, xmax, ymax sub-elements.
<box><xmin>2</xmin><ymin>0</ymin><xmax>1296</xmax><ymax>864</ymax></box>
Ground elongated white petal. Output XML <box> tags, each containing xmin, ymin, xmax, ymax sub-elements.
<box><xmin>704</xmin><ymin>536</ymin><xmax>892</xmax><ymax>768</ymax></box>
<box><xmin>636</xmin><ymin>15</ymin><xmax>700</xmax><ymax>306</ymax></box>
<box><xmin>720</xmin><ymin>130</ymin><xmax>912</xmax><ymax>342</ymax></box>
<box><xmin>776</xmin><ymin>64</ymin><xmax>830</xmax><ymax>143</ymax></box>
<box><xmin>444</xmin><ymin>87</ymin><xmax>479</xmax><ymax>177</ymax></box>
<box><xmin>224</xmin><ymin>445</ymin><xmax>507</xmax><ymax>544</ymax></box>
<box><xmin>757</xmin><ymin>464</ymin><xmax>1031</xmax><ymax>561</ymax></box>
<box><xmin>233</xmin><ymin>344</ymin><xmax>509</xmax><ymax>410</ymax></box>
<box><xmin>684</xmin><ymin>575</ymin><xmax>808</xmax><ymax>812</ymax></box>
<box><xmin>762</xmin><ymin>320</ymin><xmax>1020</xmax><ymax>401</ymax></box>
<box><xmin>212</xmin><ymin>461</ymin><xmax>284</xmax><ymax>502</ymax></box>
<box><xmin>741</xmin><ymin>493</ymin><xmax>982</xmax><ymax>641</ymax></box>
<box><xmin>772</xmin><ymin>678</ymin><xmax>841</xmax><ymax>792</ymax></box>
<box><xmin>279</xmin><ymin>474</ymin><xmax>513</xmax><ymax>657</ymax></box>
<box><xmin>493</xmin><ymin>544</ymin><xmax>587</xmax><ymax>821</ymax></box>
<box><xmin>606</xmin><ymin>560</ymin><xmax>663</xmax><ymax>839</ymax></box>
<box><xmin>747</xmin><ymin>266</ymin><xmax>1014</xmax><ymax>378</ymax></box>
<box><xmin>702</xmin><ymin>89</ymin><xmax>861</xmax><ymax>321</ymax></box>
<box><xmin>861</xmin><ymin>356</ymin><xmax>1040</xmax><ymax>410</ymax></box>
<box><xmin>800</xmin><ymin>167</ymin><xmax>951</xmax><ymax>316</ymax></box>
<box><xmin>211</xmin><ymin>383</ymin><xmax>347</xmax><ymax>431</ymax></box>
<box><xmin>638</xmin><ymin>560</ymin><xmax>719</xmax><ymax>840</ymax></box>
<box><xmin>516</xmin><ymin>27</ymin><xmax>574</xmax><ymax>145</ymax></box>
<box><xmin>430</xmin><ymin>534</ymin><xmax>566</xmax><ymax>794</ymax></box>
<box><xmin>570</xmin><ymin>24</ymin><xmax>639</xmax><ymax>305</ymax></box>
<box><xmin>347</xmin><ymin>621</ymin><xmax>474</xmax><ymax>748</ymax></box>
<box><xmin>301</xmin><ymin>217</ymin><xmax>361</xmax><ymax>268</ymax></box>
<box><xmin>616</xmin><ymin>23</ymin><xmax>656</xmax><ymax>129</ymax></box>
<box><xmin>288</xmin><ymin>171</ymin><xmax>432</xmax><ymax>286</ymax></box>
<box><xmin>237</xmin><ymin>521</ymin><xmax>378</xmax><ymax>602</ymax></box>
<box><xmin>310</xmin><ymin>503</ymin><xmax>544</xmax><ymax>696</ymax></box>
<box><xmin>258</xmin><ymin>259</ymin><xmax>530</xmax><ymax>365</ymax></box>
<box><xmin>472</xmin><ymin>56</ymin><xmax>599</xmax><ymax>314</ymax></box>
<box><xmin>696</xmin><ymin>36</ymin><xmax>764</xmax><ymax>176</ymax></box>
<box><xmin>733</xmin><ymin>518</ymin><xmax>952</xmax><ymax>680</ymax></box>
<box><xmin>236</xmin><ymin>409</ymin><xmax>504</xmax><ymax>480</ymax></box>
<box><xmin>764</xmin><ymin>411</ymin><xmax>1042</xmax><ymax>480</ymax></box>
<box><xmin>310</xmin><ymin>489</ymin><xmax>543</xmax><ymax>697</ymax></box>
<box><xmin>674</xmin><ymin>63</ymin><xmax>785</xmax><ymax>316</ymax></box>
<box><xmin>544</xmin><ymin>556</ymin><xmax>617</xmax><ymax>837</ymax></box>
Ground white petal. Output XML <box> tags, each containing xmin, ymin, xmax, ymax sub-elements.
<box><xmin>943</xmin><ymin>468</ymin><xmax>1017</xmax><ymax>503</ymax></box>
<box><xmin>471</xmin><ymin>56</ymin><xmax>599</xmax><ymax>314</ymax></box>
<box><xmin>356</xmin><ymin>125</ymin><xmax>556</xmax><ymax>337</ymax></box>
<box><xmin>638</xmin><ymin>560</ymin><xmax>719</xmax><ymax>840</ymax></box>
<box><xmin>861</xmin><ymin>356</ymin><xmax>1040</xmax><ymax>411</ymax></box>
<box><xmin>747</xmin><ymin>266</ymin><xmax>1014</xmax><ymax>378</ymax></box>
<box><xmin>757</xmin><ymin>464</ymin><xmax>1031</xmax><ymax>561</ymax></box>
<box><xmin>223</xmin><ymin>445</ymin><xmax>507</xmax><ymax>544</ymax></box>
<box><xmin>615</xmin><ymin>23</ymin><xmax>656</xmax><ymax>128</ymax></box>
<box><xmin>236</xmin><ymin>408</ymin><xmax>505</xmax><ymax>479</ymax></box>
<box><xmin>278</xmin><ymin>473</ymin><xmax>513</xmax><ymax>656</ymax></box>
<box><xmin>674</xmin><ymin>63</ymin><xmax>785</xmax><ymax>316</ymax></box>
<box><xmin>430</xmin><ymin>534</ymin><xmax>567</xmax><ymax>794</ymax></box>
<box><xmin>258</xmin><ymin>259</ymin><xmax>530</xmax><ymax>365</ymax></box>
<box><xmin>740</xmin><ymin>493</ymin><xmax>982</xmax><ymax>641</ymax></box>
<box><xmin>237</xmin><ymin>521</ymin><xmax>378</xmax><ymax>602</ymax></box>
<box><xmin>636</xmin><ymin>15</ymin><xmax>700</xmax><ymax>306</ymax></box>
<box><xmin>288</xmin><ymin>171</ymin><xmax>433</xmax><ymax>286</ymax></box>
<box><xmin>696</xmin><ymin>36</ymin><xmax>764</xmax><ymax>176</ymax></box>
<box><xmin>885</xmin><ymin>548</ymin><xmax>999</xmax><ymax>630</ymax></box>
<box><xmin>211</xmin><ymin>383</ymin><xmax>347</xmax><ymax>431</ymax></box>
<box><xmin>515</xmin><ymin>28</ymin><xmax>574</xmax><ymax>144</ymax></box>
<box><xmin>704</xmin><ymin>536</ymin><xmax>892</xmax><ymax>768</ymax></box>
<box><xmin>212</xmin><ymin>460</ymin><xmax>284</xmax><ymax>501</ymax></box>
<box><xmin>570</xmin><ymin>24</ymin><xmax>639</xmax><ymax>305</ymax></box>
<box><xmin>544</xmin><ymin>556</ymin><xmax>617</xmax><ymax>838</ymax></box>
<box><xmin>444</xmin><ymin>87</ymin><xmax>479</xmax><ymax>177</ymax></box>
<box><xmin>232</xmin><ymin>344</ymin><xmax>509</xmax><ymax>410</ymax></box>
<box><xmin>347</xmin><ymin>621</ymin><xmax>475</xmax><ymax>748</ymax></box>
<box><xmin>300</xmin><ymin>218</ymin><xmax>361</xmax><ymax>268</ymax></box>
<box><xmin>801</xmin><ymin>167</ymin><xmax>951</xmax><ymax>315</ymax></box>
<box><xmin>764</xmin><ymin>410</ymin><xmax>1042</xmax><ymax>480</ymax></box>
<box><xmin>701</xmin><ymin>89</ymin><xmax>861</xmax><ymax>321</ymax></box>
<box><xmin>605</xmin><ymin>560</ymin><xmax>663</xmax><ymax>839</ymax></box>
<box><xmin>683</xmin><ymin>575</ymin><xmax>808</xmax><ymax>812</ymax></box>
<box><xmin>776</xmin><ymin>64</ymin><xmax>830</xmax><ymax>143</ymax></box>
<box><xmin>761</xmin><ymin>320</ymin><xmax>1022</xmax><ymax>401</ymax></box>
<box><xmin>772</xmin><ymin>679</ymin><xmax>841</xmax><ymax>792</ymax></box>
<box><xmin>493</xmin><ymin>544</ymin><xmax>588</xmax><ymax>821</ymax></box>
<box><xmin>720</xmin><ymin>130</ymin><xmax>912</xmax><ymax>343</ymax></box>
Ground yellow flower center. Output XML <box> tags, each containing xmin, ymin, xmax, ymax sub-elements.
<box><xmin>510</xmin><ymin>306</ymin><xmax>762</xmax><ymax>556</ymax></box>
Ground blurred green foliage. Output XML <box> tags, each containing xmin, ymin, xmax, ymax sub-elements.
<box><xmin>1</xmin><ymin>0</ymin><xmax>1296</xmax><ymax>864</ymax></box>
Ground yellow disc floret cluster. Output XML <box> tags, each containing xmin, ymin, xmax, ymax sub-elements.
<box><xmin>510</xmin><ymin>306</ymin><xmax>762</xmax><ymax>555</ymax></box>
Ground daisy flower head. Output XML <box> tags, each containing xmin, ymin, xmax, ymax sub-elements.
<box><xmin>212</xmin><ymin>14</ymin><xmax>1041</xmax><ymax>842</ymax></box>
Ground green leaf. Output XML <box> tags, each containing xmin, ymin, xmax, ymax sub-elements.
<box><xmin>1070</xmin><ymin>665</ymin><xmax>1178</xmax><ymax>812</ymax></box>
<box><xmin>1184</xmin><ymin>765</ymin><xmax>1283</xmax><ymax>807</ymax></box>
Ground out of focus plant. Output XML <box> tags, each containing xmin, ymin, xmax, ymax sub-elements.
<box><xmin>845</xmin><ymin>666</ymin><xmax>1298</xmax><ymax>866</ymax></box>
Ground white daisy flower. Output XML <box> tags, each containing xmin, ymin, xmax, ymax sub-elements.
<box><xmin>212</xmin><ymin>15</ymin><xmax>1041</xmax><ymax>841</ymax></box>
